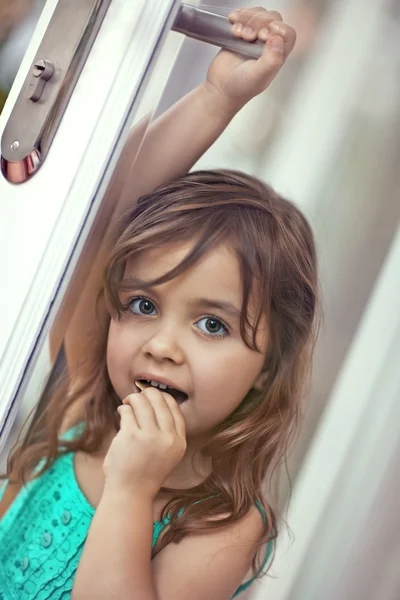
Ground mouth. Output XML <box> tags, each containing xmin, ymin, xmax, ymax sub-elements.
<box><xmin>135</xmin><ymin>378</ymin><xmax>189</xmax><ymax>405</ymax></box>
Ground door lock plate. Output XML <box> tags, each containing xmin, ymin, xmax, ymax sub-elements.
<box><xmin>1</xmin><ymin>0</ymin><xmax>112</xmax><ymax>184</ymax></box>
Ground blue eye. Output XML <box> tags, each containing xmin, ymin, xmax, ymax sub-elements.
<box><xmin>128</xmin><ymin>297</ymin><xmax>158</xmax><ymax>316</ymax></box>
<box><xmin>195</xmin><ymin>316</ymin><xmax>228</xmax><ymax>337</ymax></box>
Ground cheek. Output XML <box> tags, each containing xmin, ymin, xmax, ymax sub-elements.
<box><xmin>106</xmin><ymin>321</ymin><xmax>131</xmax><ymax>377</ymax></box>
<box><xmin>106</xmin><ymin>321</ymin><xmax>140</xmax><ymax>400</ymax></box>
<box><xmin>195</xmin><ymin>343</ymin><xmax>265</xmax><ymax>412</ymax></box>
<box><xmin>106</xmin><ymin>324</ymin><xmax>119</xmax><ymax>380</ymax></box>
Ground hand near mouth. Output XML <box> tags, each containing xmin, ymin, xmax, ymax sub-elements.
<box><xmin>103</xmin><ymin>384</ymin><xmax>187</xmax><ymax>498</ymax></box>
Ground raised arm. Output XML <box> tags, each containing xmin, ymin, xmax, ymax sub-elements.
<box><xmin>50</xmin><ymin>7</ymin><xmax>296</xmax><ymax>377</ymax></box>
<box><xmin>49</xmin><ymin>84</ymin><xmax>240</xmax><ymax>374</ymax></box>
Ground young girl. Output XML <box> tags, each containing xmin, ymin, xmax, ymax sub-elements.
<box><xmin>0</xmin><ymin>8</ymin><xmax>315</xmax><ymax>600</ymax></box>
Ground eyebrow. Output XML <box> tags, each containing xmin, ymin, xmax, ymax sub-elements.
<box><xmin>120</xmin><ymin>279</ymin><xmax>241</xmax><ymax>320</ymax></box>
<box><xmin>190</xmin><ymin>298</ymin><xmax>241</xmax><ymax>320</ymax></box>
<box><xmin>119</xmin><ymin>277</ymin><xmax>154</xmax><ymax>292</ymax></box>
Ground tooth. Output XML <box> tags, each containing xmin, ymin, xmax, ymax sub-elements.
<box><xmin>135</xmin><ymin>380</ymin><xmax>145</xmax><ymax>391</ymax></box>
<box><xmin>159</xmin><ymin>383</ymin><xmax>167</xmax><ymax>390</ymax></box>
<box><xmin>151</xmin><ymin>380</ymin><xmax>159</xmax><ymax>387</ymax></box>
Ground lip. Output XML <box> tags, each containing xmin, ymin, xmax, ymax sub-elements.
<box><xmin>134</xmin><ymin>373</ymin><xmax>188</xmax><ymax>396</ymax></box>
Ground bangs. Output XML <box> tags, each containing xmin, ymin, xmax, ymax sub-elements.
<box><xmin>104</xmin><ymin>220</ymin><xmax>226</xmax><ymax>317</ymax></box>
<box><xmin>103</xmin><ymin>218</ymin><xmax>270</xmax><ymax>353</ymax></box>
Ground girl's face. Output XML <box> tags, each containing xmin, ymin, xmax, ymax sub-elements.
<box><xmin>107</xmin><ymin>241</ymin><xmax>268</xmax><ymax>439</ymax></box>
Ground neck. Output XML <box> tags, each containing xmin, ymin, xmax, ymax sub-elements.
<box><xmin>163</xmin><ymin>434</ymin><xmax>212</xmax><ymax>490</ymax></box>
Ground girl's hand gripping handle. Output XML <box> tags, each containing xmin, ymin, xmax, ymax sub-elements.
<box><xmin>205</xmin><ymin>7</ymin><xmax>297</xmax><ymax>112</ymax></box>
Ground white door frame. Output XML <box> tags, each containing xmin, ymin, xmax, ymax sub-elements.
<box><xmin>0</xmin><ymin>0</ymin><xmax>181</xmax><ymax>449</ymax></box>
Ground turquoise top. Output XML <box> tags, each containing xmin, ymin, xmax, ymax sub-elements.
<box><xmin>0</xmin><ymin>429</ymin><xmax>273</xmax><ymax>599</ymax></box>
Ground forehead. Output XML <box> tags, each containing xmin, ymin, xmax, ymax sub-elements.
<box><xmin>124</xmin><ymin>241</ymin><xmax>242</xmax><ymax>300</ymax></box>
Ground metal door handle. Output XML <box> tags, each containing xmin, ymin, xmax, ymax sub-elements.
<box><xmin>172</xmin><ymin>4</ymin><xmax>263</xmax><ymax>60</ymax></box>
<box><xmin>1</xmin><ymin>2</ymin><xmax>262</xmax><ymax>185</ymax></box>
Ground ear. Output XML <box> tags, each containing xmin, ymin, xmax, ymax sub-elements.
<box><xmin>253</xmin><ymin>370</ymin><xmax>268</xmax><ymax>391</ymax></box>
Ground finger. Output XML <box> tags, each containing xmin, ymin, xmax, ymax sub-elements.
<box><xmin>229</xmin><ymin>7</ymin><xmax>281</xmax><ymax>23</ymax></box>
<box><xmin>117</xmin><ymin>404</ymin><xmax>139</xmax><ymax>430</ymax></box>
<box><xmin>241</xmin><ymin>10</ymin><xmax>284</xmax><ymax>42</ymax></box>
<box><xmin>265</xmin><ymin>10</ymin><xmax>283</xmax><ymax>22</ymax></box>
<box><xmin>249</xmin><ymin>33</ymin><xmax>285</xmax><ymax>84</ymax></box>
<box><xmin>141</xmin><ymin>387</ymin><xmax>176</xmax><ymax>431</ymax></box>
<box><xmin>267</xmin><ymin>21</ymin><xmax>296</xmax><ymax>58</ymax></box>
<box><xmin>229</xmin><ymin>9</ymin><xmax>283</xmax><ymax>42</ymax></box>
<box><xmin>229</xmin><ymin>7</ymin><xmax>259</xmax><ymax>22</ymax></box>
<box><xmin>162</xmin><ymin>394</ymin><xmax>186</xmax><ymax>440</ymax></box>
<box><xmin>123</xmin><ymin>393</ymin><xmax>158</xmax><ymax>430</ymax></box>
<box><xmin>230</xmin><ymin>9</ymin><xmax>266</xmax><ymax>41</ymax></box>
<box><xmin>230</xmin><ymin>10</ymin><xmax>264</xmax><ymax>41</ymax></box>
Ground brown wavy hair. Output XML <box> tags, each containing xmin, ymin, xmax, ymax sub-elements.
<box><xmin>5</xmin><ymin>169</ymin><xmax>319</xmax><ymax>577</ymax></box>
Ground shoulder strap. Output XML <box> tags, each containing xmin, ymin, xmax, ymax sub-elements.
<box><xmin>58</xmin><ymin>422</ymin><xmax>85</xmax><ymax>445</ymax></box>
<box><xmin>232</xmin><ymin>501</ymin><xmax>274</xmax><ymax>597</ymax></box>
<box><xmin>232</xmin><ymin>539</ymin><xmax>274</xmax><ymax>597</ymax></box>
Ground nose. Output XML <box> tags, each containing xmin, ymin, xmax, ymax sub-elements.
<box><xmin>142</xmin><ymin>323</ymin><xmax>185</xmax><ymax>365</ymax></box>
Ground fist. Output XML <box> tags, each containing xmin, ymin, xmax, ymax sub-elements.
<box><xmin>103</xmin><ymin>386</ymin><xmax>187</xmax><ymax>499</ymax></box>
<box><xmin>206</xmin><ymin>7</ymin><xmax>297</xmax><ymax>108</ymax></box>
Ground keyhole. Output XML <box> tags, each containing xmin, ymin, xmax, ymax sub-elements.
<box><xmin>29</xmin><ymin>59</ymin><xmax>55</xmax><ymax>102</ymax></box>
<box><xmin>33</xmin><ymin>64</ymin><xmax>46</xmax><ymax>78</ymax></box>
